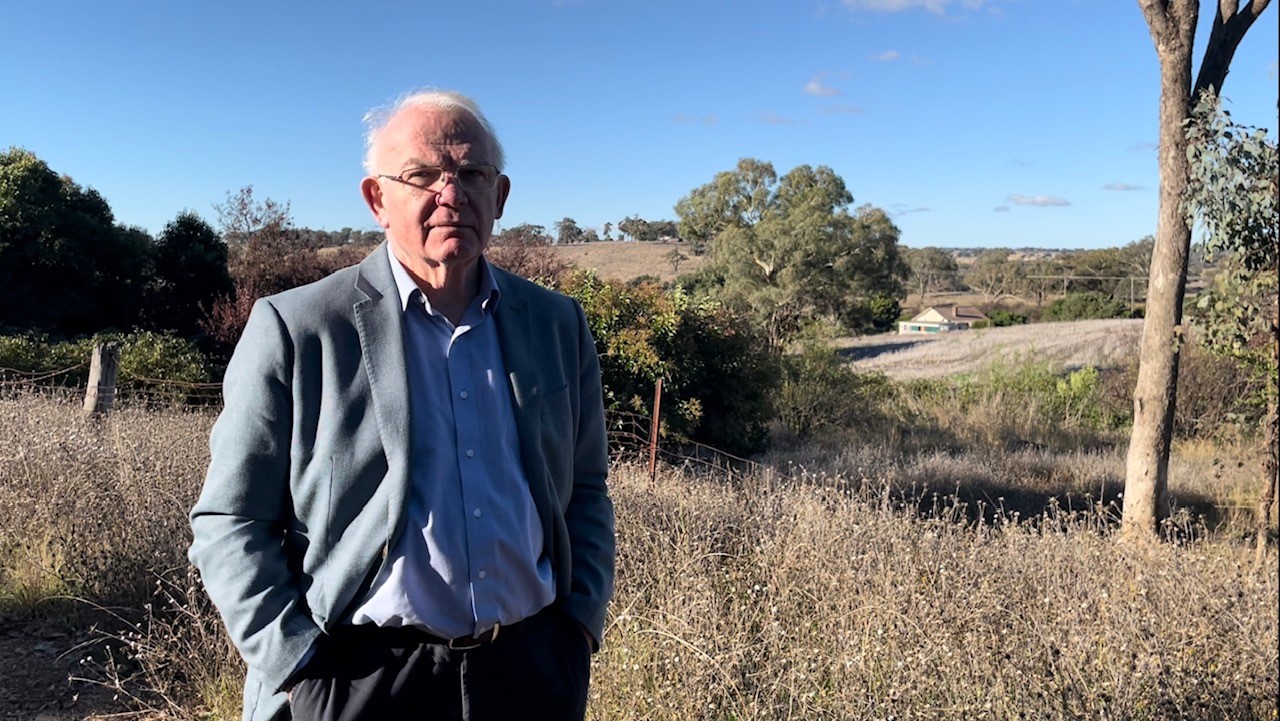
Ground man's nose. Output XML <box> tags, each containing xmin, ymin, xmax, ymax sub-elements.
<box><xmin>434</xmin><ymin>175</ymin><xmax>468</xmax><ymax>207</ymax></box>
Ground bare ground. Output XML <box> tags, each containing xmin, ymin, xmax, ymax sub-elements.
<box><xmin>834</xmin><ymin>318</ymin><xmax>1143</xmax><ymax>379</ymax></box>
<box><xmin>0</xmin><ymin>617</ymin><xmax>122</xmax><ymax>721</ymax></box>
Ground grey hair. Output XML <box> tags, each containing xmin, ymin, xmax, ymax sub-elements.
<box><xmin>361</xmin><ymin>89</ymin><xmax>506</xmax><ymax>174</ymax></box>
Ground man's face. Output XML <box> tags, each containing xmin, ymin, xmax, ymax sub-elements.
<box><xmin>361</xmin><ymin>106</ymin><xmax>510</xmax><ymax>278</ymax></box>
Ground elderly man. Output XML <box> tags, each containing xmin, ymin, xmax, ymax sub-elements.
<box><xmin>189</xmin><ymin>90</ymin><xmax>615</xmax><ymax>721</ymax></box>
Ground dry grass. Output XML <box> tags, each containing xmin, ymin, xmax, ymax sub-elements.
<box><xmin>1</xmin><ymin>390</ymin><xmax>1276</xmax><ymax>720</ymax></box>
<box><xmin>596</xmin><ymin>463</ymin><xmax>1278</xmax><ymax>720</ymax></box>
<box><xmin>553</xmin><ymin>241</ymin><xmax>708</xmax><ymax>283</ymax></box>
<box><xmin>835</xmin><ymin>318</ymin><xmax>1144</xmax><ymax>380</ymax></box>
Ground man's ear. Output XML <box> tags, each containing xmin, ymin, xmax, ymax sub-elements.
<box><xmin>494</xmin><ymin>175</ymin><xmax>511</xmax><ymax>219</ymax></box>
<box><xmin>360</xmin><ymin>177</ymin><xmax>390</xmax><ymax>228</ymax></box>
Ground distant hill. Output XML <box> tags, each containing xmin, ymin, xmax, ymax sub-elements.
<box><xmin>552</xmin><ymin>241</ymin><xmax>708</xmax><ymax>283</ymax></box>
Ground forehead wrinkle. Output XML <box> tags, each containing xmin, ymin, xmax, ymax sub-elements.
<box><xmin>377</xmin><ymin>111</ymin><xmax>492</xmax><ymax>171</ymax></box>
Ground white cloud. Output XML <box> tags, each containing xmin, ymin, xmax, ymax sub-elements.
<box><xmin>1104</xmin><ymin>182</ymin><xmax>1145</xmax><ymax>191</ymax></box>
<box><xmin>871</xmin><ymin>50</ymin><xmax>901</xmax><ymax>62</ymax></box>
<box><xmin>843</xmin><ymin>0</ymin><xmax>991</xmax><ymax>14</ymax></box>
<box><xmin>993</xmin><ymin>206</ymin><xmax>1011</xmax><ymax>212</ymax></box>
<box><xmin>1008</xmin><ymin>194</ymin><xmax>1071</xmax><ymax>207</ymax></box>
<box><xmin>804</xmin><ymin>76</ymin><xmax>841</xmax><ymax>96</ymax></box>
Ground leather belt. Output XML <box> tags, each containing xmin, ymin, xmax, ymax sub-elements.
<box><xmin>340</xmin><ymin>620</ymin><xmax>511</xmax><ymax>651</ymax></box>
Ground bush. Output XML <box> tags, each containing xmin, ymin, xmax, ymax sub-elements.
<box><xmin>776</xmin><ymin>344</ymin><xmax>897</xmax><ymax>439</ymax></box>
<box><xmin>0</xmin><ymin>331</ymin><xmax>217</xmax><ymax>401</ymax></box>
<box><xmin>901</xmin><ymin>355</ymin><xmax>1127</xmax><ymax>450</ymax></box>
<box><xmin>839</xmin><ymin>293</ymin><xmax>902</xmax><ymax>335</ymax></box>
<box><xmin>204</xmin><ymin>243</ymin><xmax>373</xmax><ymax>353</ymax></box>
<box><xmin>1104</xmin><ymin>337</ymin><xmax>1265</xmax><ymax>440</ymax></box>
<box><xmin>559</xmin><ymin>270</ymin><xmax>779</xmax><ymax>456</ymax></box>
<box><xmin>1042</xmin><ymin>292</ymin><xmax>1129</xmax><ymax>322</ymax></box>
<box><xmin>987</xmin><ymin>309</ymin><xmax>1028</xmax><ymax>327</ymax></box>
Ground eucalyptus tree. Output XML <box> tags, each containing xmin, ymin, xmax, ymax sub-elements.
<box><xmin>1124</xmin><ymin>0</ymin><xmax>1271</xmax><ymax>542</ymax></box>
<box><xmin>675</xmin><ymin>158</ymin><xmax>908</xmax><ymax>345</ymax></box>
<box><xmin>1184</xmin><ymin>90</ymin><xmax>1278</xmax><ymax>565</ymax></box>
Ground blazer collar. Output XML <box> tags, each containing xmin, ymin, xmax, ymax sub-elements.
<box><xmin>352</xmin><ymin>242</ymin><xmax>411</xmax><ymax>538</ymax></box>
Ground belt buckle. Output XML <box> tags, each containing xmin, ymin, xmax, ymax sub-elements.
<box><xmin>448</xmin><ymin>622</ymin><xmax>499</xmax><ymax>650</ymax></box>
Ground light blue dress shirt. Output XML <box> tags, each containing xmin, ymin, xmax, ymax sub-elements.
<box><xmin>348</xmin><ymin>246</ymin><xmax>555</xmax><ymax>638</ymax></box>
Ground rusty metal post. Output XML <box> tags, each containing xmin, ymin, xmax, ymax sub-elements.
<box><xmin>648</xmin><ymin>378</ymin><xmax>663</xmax><ymax>487</ymax></box>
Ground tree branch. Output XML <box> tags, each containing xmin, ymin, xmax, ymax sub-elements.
<box><xmin>1138</xmin><ymin>0</ymin><xmax>1174</xmax><ymax>42</ymax></box>
<box><xmin>1194</xmin><ymin>0</ymin><xmax>1272</xmax><ymax>96</ymax></box>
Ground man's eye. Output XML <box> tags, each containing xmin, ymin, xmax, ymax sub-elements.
<box><xmin>405</xmin><ymin>169</ymin><xmax>441</xmax><ymax>185</ymax></box>
<box><xmin>458</xmin><ymin>168</ymin><xmax>487</xmax><ymax>183</ymax></box>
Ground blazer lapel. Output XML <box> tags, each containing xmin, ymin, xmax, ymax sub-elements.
<box><xmin>492</xmin><ymin>268</ymin><xmax>557</xmax><ymax>528</ymax></box>
<box><xmin>352</xmin><ymin>245</ymin><xmax>412</xmax><ymax>546</ymax></box>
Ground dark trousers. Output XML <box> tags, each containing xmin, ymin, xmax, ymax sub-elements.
<box><xmin>287</xmin><ymin>608</ymin><xmax>591</xmax><ymax>721</ymax></box>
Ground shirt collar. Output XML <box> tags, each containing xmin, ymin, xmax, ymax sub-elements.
<box><xmin>385</xmin><ymin>243</ymin><xmax>501</xmax><ymax>315</ymax></box>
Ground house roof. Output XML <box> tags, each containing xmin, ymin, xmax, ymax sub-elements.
<box><xmin>911</xmin><ymin>305</ymin><xmax>989</xmax><ymax>323</ymax></box>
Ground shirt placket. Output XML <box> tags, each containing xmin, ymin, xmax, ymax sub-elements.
<box><xmin>447</xmin><ymin>321</ymin><xmax>496</xmax><ymax>635</ymax></box>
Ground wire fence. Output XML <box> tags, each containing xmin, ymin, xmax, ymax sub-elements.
<box><xmin>1</xmin><ymin>360</ymin><xmax>755</xmax><ymax>475</ymax></box>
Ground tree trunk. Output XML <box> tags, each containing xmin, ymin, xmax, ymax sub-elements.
<box><xmin>1124</xmin><ymin>0</ymin><xmax>1270</xmax><ymax>543</ymax></box>
<box><xmin>1256</xmin><ymin>294</ymin><xmax>1279</xmax><ymax>570</ymax></box>
<box><xmin>1123</xmin><ymin>2</ymin><xmax>1198</xmax><ymax>542</ymax></box>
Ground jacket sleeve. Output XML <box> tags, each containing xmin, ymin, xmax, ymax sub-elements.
<box><xmin>561</xmin><ymin>300</ymin><xmax>616</xmax><ymax>649</ymax></box>
<box><xmin>188</xmin><ymin>298</ymin><xmax>320</xmax><ymax>692</ymax></box>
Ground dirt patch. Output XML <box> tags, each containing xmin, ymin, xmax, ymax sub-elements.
<box><xmin>0</xmin><ymin>617</ymin><xmax>124</xmax><ymax>721</ymax></box>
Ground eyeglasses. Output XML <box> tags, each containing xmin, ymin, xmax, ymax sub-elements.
<box><xmin>377</xmin><ymin>164</ymin><xmax>500</xmax><ymax>193</ymax></box>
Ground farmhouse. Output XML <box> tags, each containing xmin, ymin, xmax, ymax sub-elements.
<box><xmin>898</xmin><ymin>305</ymin><xmax>988</xmax><ymax>334</ymax></box>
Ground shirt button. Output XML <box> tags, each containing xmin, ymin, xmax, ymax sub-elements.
<box><xmin>477</xmin><ymin>570</ymin><xmax>487</xmax><ymax>579</ymax></box>
<box><xmin>473</xmin><ymin>508</ymin><xmax>482</xmax><ymax>518</ymax></box>
<box><xmin>465</xmin><ymin>449</ymin><xmax>475</xmax><ymax>458</ymax></box>
<box><xmin>459</xmin><ymin>390</ymin><xmax>469</xmax><ymax>399</ymax></box>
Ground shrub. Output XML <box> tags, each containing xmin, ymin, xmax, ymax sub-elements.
<box><xmin>559</xmin><ymin>270</ymin><xmax>779</xmax><ymax>456</ymax></box>
<box><xmin>203</xmin><ymin>243</ymin><xmax>373</xmax><ymax>353</ymax></box>
<box><xmin>987</xmin><ymin>309</ymin><xmax>1029</xmax><ymax>326</ymax></box>
<box><xmin>0</xmin><ymin>331</ymin><xmax>216</xmax><ymax>402</ymax></box>
<box><xmin>776</xmin><ymin>344</ymin><xmax>897</xmax><ymax>439</ymax></box>
<box><xmin>901</xmin><ymin>355</ymin><xmax>1127</xmax><ymax>451</ymax></box>
<box><xmin>1042</xmin><ymin>291</ymin><xmax>1129</xmax><ymax>322</ymax></box>
<box><xmin>839</xmin><ymin>293</ymin><xmax>902</xmax><ymax>334</ymax></box>
<box><xmin>487</xmin><ymin>234</ymin><xmax>572</xmax><ymax>285</ymax></box>
<box><xmin>1104</xmin><ymin>337</ymin><xmax>1265</xmax><ymax>440</ymax></box>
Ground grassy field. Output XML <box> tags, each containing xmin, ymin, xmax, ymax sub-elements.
<box><xmin>0</xmin><ymin>389</ymin><xmax>1276</xmax><ymax>720</ymax></box>
<box><xmin>834</xmin><ymin>318</ymin><xmax>1144</xmax><ymax>380</ymax></box>
<box><xmin>552</xmin><ymin>240</ymin><xmax>708</xmax><ymax>283</ymax></box>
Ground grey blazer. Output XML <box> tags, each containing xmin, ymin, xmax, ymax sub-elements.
<box><xmin>189</xmin><ymin>244</ymin><xmax>615</xmax><ymax>721</ymax></box>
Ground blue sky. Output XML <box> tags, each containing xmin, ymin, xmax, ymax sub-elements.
<box><xmin>2</xmin><ymin>1</ymin><xmax>1275</xmax><ymax>250</ymax></box>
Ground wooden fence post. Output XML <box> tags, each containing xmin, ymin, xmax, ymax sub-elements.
<box><xmin>83</xmin><ymin>342</ymin><xmax>120</xmax><ymax>417</ymax></box>
<box><xmin>648</xmin><ymin>378</ymin><xmax>663</xmax><ymax>488</ymax></box>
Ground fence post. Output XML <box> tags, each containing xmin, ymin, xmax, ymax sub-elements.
<box><xmin>648</xmin><ymin>378</ymin><xmax>663</xmax><ymax>487</ymax></box>
<box><xmin>83</xmin><ymin>342</ymin><xmax>120</xmax><ymax>417</ymax></box>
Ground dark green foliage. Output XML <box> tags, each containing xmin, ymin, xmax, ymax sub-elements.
<box><xmin>987</xmin><ymin>309</ymin><xmax>1029</xmax><ymax>327</ymax></box>
<box><xmin>558</xmin><ymin>270</ymin><xmax>779</xmax><ymax>456</ymax></box>
<box><xmin>144</xmin><ymin>212</ymin><xmax>234</xmax><ymax>336</ymax></box>
<box><xmin>776</xmin><ymin>344</ymin><xmax>896</xmax><ymax>439</ymax></box>
<box><xmin>0</xmin><ymin>147</ymin><xmax>153</xmax><ymax>334</ymax></box>
<box><xmin>674</xmin><ymin>159</ymin><xmax>909</xmax><ymax>345</ymax></box>
<box><xmin>1042</xmin><ymin>291</ymin><xmax>1129</xmax><ymax>322</ymax></box>
<box><xmin>0</xmin><ymin>331</ymin><xmax>215</xmax><ymax>388</ymax></box>
<box><xmin>1184</xmin><ymin>91</ymin><xmax>1277</xmax><ymax>406</ymax></box>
